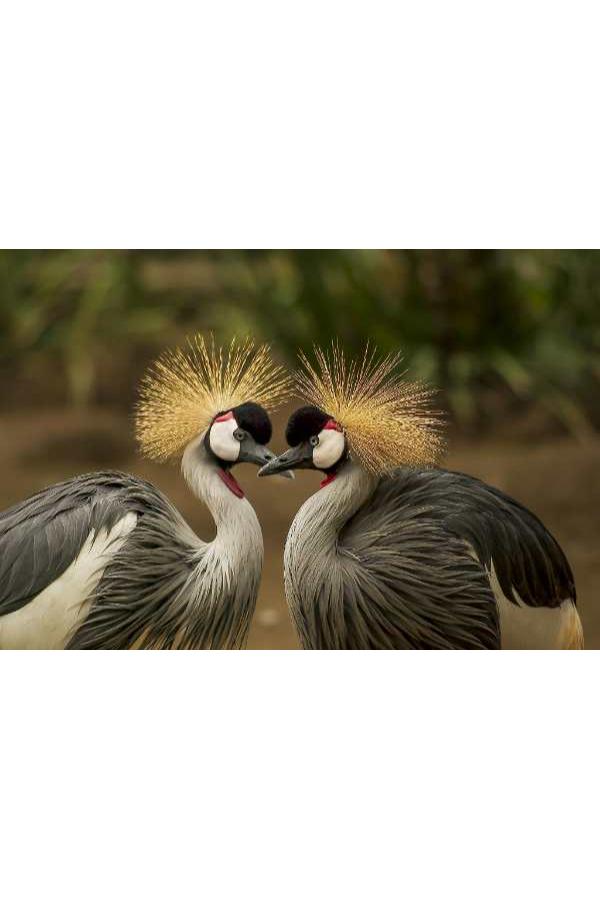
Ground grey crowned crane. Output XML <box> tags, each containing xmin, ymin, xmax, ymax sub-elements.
<box><xmin>0</xmin><ymin>337</ymin><xmax>291</xmax><ymax>650</ymax></box>
<box><xmin>259</xmin><ymin>345</ymin><xmax>583</xmax><ymax>650</ymax></box>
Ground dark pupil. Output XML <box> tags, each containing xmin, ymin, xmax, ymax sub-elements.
<box><xmin>310</xmin><ymin>435</ymin><xmax>319</xmax><ymax>446</ymax></box>
<box><xmin>234</xmin><ymin>429</ymin><xmax>245</xmax><ymax>441</ymax></box>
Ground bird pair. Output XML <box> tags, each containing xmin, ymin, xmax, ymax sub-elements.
<box><xmin>0</xmin><ymin>336</ymin><xmax>583</xmax><ymax>650</ymax></box>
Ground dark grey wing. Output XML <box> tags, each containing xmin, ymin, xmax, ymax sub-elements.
<box><xmin>418</xmin><ymin>469</ymin><xmax>575</xmax><ymax>609</ymax></box>
<box><xmin>66</xmin><ymin>492</ymin><xmax>198</xmax><ymax>650</ymax></box>
<box><xmin>0</xmin><ymin>472</ymin><xmax>147</xmax><ymax>617</ymax></box>
<box><xmin>69</xmin><ymin>490</ymin><xmax>253</xmax><ymax>651</ymax></box>
<box><xmin>338</xmin><ymin>475</ymin><xmax>501</xmax><ymax>650</ymax></box>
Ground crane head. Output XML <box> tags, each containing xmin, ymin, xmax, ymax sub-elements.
<box><xmin>205</xmin><ymin>401</ymin><xmax>293</xmax><ymax>496</ymax></box>
<box><xmin>288</xmin><ymin>343</ymin><xmax>445</xmax><ymax>475</ymax></box>
<box><xmin>136</xmin><ymin>335</ymin><xmax>292</xmax><ymax>464</ymax></box>
<box><xmin>258</xmin><ymin>405</ymin><xmax>348</xmax><ymax>486</ymax></box>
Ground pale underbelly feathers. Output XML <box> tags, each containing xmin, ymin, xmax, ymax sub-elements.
<box><xmin>485</xmin><ymin>559</ymin><xmax>583</xmax><ymax>649</ymax></box>
<box><xmin>496</xmin><ymin>592</ymin><xmax>583</xmax><ymax>649</ymax></box>
<box><xmin>0</xmin><ymin>512</ymin><xmax>137</xmax><ymax>650</ymax></box>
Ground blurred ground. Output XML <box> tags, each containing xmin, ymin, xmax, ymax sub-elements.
<box><xmin>0</xmin><ymin>405</ymin><xmax>598</xmax><ymax>649</ymax></box>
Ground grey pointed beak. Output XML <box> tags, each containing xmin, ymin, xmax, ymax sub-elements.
<box><xmin>239</xmin><ymin>436</ymin><xmax>294</xmax><ymax>479</ymax></box>
<box><xmin>259</xmin><ymin>443</ymin><xmax>312</xmax><ymax>477</ymax></box>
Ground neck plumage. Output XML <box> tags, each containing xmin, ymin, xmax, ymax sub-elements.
<box><xmin>290</xmin><ymin>462</ymin><xmax>376</xmax><ymax>546</ymax></box>
<box><xmin>183</xmin><ymin>438</ymin><xmax>262</xmax><ymax>553</ymax></box>
<box><xmin>177</xmin><ymin>436</ymin><xmax>263</xmax><ymax>647</ymax></box>
<box><xmin>284</xmin><ymin>461</ymin><xmax>372</xmax><ymax>577</ymax></box>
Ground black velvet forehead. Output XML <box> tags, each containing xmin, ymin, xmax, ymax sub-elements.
<box><xmin>286</xmin><ymin>405</ymin><xmax>330</xmax><ymax>446</ymax></box>
<box><xmin>231</xmin><ymin>402</ymin><xmax>272</xmax><ymax>445</ymax></box>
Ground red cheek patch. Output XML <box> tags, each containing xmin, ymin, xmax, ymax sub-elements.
<box><xmin>214</xmin><ymin>410</ymin><xmax>234</xmax><ymax>423</ymax></box>
<box><xmin>323</xmin><ymin>419</ymin><xmax>343</xmax><ymax>432</ymax></box>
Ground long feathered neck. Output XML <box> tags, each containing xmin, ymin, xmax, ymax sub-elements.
<box><xmin>181</xmin><ymin>435</ymin><xmax>263</xmax><ymax>575</ymax></box>
<box><xmin>291</xmin><ymin>463</ymin><xmax>376</xmax><ymax>545</ymax></box>
<box><xmin>285</xmin><ymin>462</ymin><xmax>376</xmax><ymax>577</ymax></box>
<box><xmin>154</xmin><ymin>434</ymin><xmax>265</xmax><ymax>649</ymax></box>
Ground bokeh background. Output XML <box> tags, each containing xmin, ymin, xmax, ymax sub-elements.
<box><xmin>1</xmin><ymin>249</ymin><xmax>599</xmax><ymax>647</ymax></box>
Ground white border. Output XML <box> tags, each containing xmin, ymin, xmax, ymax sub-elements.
<box><xmin>2</xmin><ymin>652</ymin><xmax>597</xmax><ymax>899</ymax></box>
<box><xmin>1</xmin><ymin>2</ymin><xmax>599</xmax><ymax>247</ymax></box>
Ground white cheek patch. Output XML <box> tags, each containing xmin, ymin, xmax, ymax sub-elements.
<box><xmin>313</xmin><ymin>428</ymin><xmax>345</xmax><ymax>470</ymax></box>
<box><xmin>209</xmin><ymin>416</ymin><xmax>240</xmax><ymax>462</ymax></box>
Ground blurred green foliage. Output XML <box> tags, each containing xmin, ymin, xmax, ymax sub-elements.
<box><xmin>0</xmin><ymin>249</ymin><xmax>599</xmax><ymax>433</ymax></box>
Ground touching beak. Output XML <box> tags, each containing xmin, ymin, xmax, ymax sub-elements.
<box><xmin>239</xmin><ymin>436</ymin><xmax>294</xmax><ymax>479</ymax></box>
<box><xmin>258</xmin><ymin>443</ymin><xmax>312</xmax><ymax>477</ymax></box>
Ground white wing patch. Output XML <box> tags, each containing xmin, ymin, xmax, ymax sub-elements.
<box><xmin>0</xmin><ymin>512</ymin><xmax>138</xmax><ymax>650</ymax></box>
<box><xmin>480</xmin><ymin>553</ymin><xmax>582</xmax><ymax>650</ymax></box>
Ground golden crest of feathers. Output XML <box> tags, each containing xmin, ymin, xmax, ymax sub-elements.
<box><xmin>295</xmin><ymin>343</ymin><xmax>445</xmax><ymax>474</ymax></box>
<box><xmin>136</xmin><ymin>335</ymin><xmax>292</xmax><ymax>461</ymax></box>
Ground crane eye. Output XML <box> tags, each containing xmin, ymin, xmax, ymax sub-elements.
<box><xmin>233</xmin><ymin>428</ymin><xmax>246</xmax><ymax>442</ymax></box>
<box><xmin>309</xmin><ymin>435</ymin><xmax>320</xmax><ymax>447</ymax></box>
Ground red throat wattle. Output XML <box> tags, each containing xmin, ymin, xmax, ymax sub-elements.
<box><xmin>320</xmin><ymin>473</ymin><xmax>337</xmax><ymax>489</ymax></box>
<box><xmin>217</xmin><ymin>468</ymin><xmax>245</xmax><ymax>498</ymax></box>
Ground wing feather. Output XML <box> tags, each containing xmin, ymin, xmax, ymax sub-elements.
<box><xmin>353</xmin><ymin>467</ymin><xmax>575</xmax><ymax>610</ymax></box>
<box><xmin>0</xmin><ymin>472</ymin><xmax>151</xmax><ymax>618</ymax></box>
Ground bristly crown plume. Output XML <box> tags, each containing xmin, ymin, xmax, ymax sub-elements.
<box><xmin>136</xmin><ymin>335</ymin><xmax>292</xmax><ymax>462</ymax></box>
<box><xmin>294</xmin><ymin>343</ymin><xmax>445</xmax><ymax>474</ymax></box>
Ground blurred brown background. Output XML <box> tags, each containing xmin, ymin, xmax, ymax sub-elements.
<box><xmin>0</xmin><ymin>250</ymin><xmax>598</xmax><ymax>647</ymax></box>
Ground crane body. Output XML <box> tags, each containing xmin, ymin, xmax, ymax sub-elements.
<box><xmin>260</xmin><ymin>346</ymin><xmax>583</xmax><ymax>650</ymax></box>
<box><xmin>280</xmin><ymin>460</ymin><xmax>580</xmax><ymax>650</ymax></box>
<box><xmin>0</xmin><ymin>337</ymin><xmax>291</xmax><ymax>650</ymax></box>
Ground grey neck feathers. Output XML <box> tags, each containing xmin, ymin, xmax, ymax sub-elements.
<box><xmin>181</xmin><ymin>435</ymin><xmax>264</xmax><ymax>591</ymax></box>
<box><xmin>287</xmin><ymin>462</ymin><xmax>376</xmax><ymax>550</ymax></box>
